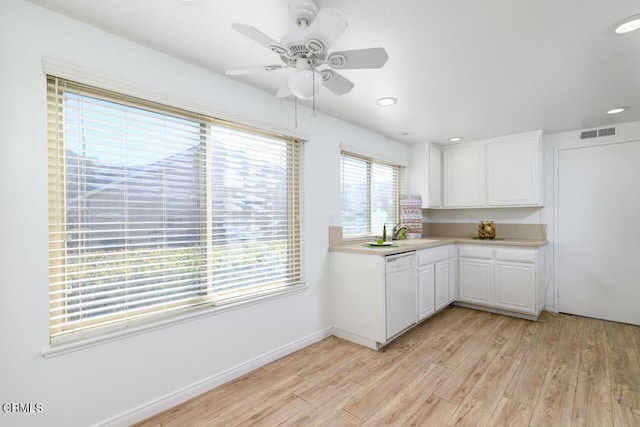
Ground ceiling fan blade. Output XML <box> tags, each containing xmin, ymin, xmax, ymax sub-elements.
<box><xmin>225</xmin><ymin>65</ymin><xmax>286</xmax><ymax>76</ymax></box>
<box><xmin>327</xmin><ymin>47</ymin><xmax>389</xmax><ymax>69</ymax></box>
<box><xmin>306</xmin><ymin>9</ymin><xmax>348</xmax><ymax>51</ymax></box>
<box><xmin>231</xmin><ymin>23</ymin><xmax>287</xmax><ymax>53</ymax></box>
<box><xmin>276</xmin><ymin>79</ymin><xmax>293</xmax><ymax>98</ymax></box>
<box><xmin>321</xmin><ymin>70</ymin><xmax>354</xmax><ymax>96</ymax></box>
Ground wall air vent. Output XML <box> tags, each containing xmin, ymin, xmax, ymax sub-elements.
<box><xmin>580</xmin><ymin>130</ymin><xmax>598</xmax><ymax>140</ymax></box>
<box><xmin>580</xmin><ymin>126</ymin><xmax>616</xmax><ymax>140</ymax></box>
<box><xmin>597</xmin><ymin>127</ymin><xmax>616</xmax><ymax>137</ymax></box>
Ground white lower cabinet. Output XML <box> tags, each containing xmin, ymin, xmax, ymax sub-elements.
<box><xmin>417</xmin><ymin>264</ymin><xmax>435</xmax><ymax>320</ymax></box>
<box><xmin>459</xmin><ymin>257</ymin><xmax>493</xmax><ymax>305</ymax></box>
<box><xmin>457</xmin><ymin>245</ymin><xmax>543</xmax><ymax>318</ymax></box>
<box><xmin>435</xmin><ymin>260</ymin><xmax>450</xmax><ymax>311</ymax></box>
<box><xmin>494</xmin><ymin>261</ymin><xmax>536</xmax><ymax>313</ymax></box>
<box><xmin>417</xmin><ymin>245</ymin><xmax>453</xmax><ymax>321</ymax></box>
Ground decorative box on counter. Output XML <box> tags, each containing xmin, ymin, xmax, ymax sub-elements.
<box><xmin>400</xmin><ymin>195</ymin><xmax>423</xmax><ymax>239</ymax></box>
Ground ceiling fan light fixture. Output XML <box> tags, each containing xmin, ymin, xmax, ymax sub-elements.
<box><xmin>288</xmin><ymin>69</ymin><xmax>323</xmax><ymax>99</ymax></box>
<box><xmin>376</xmin><ymin>97</ymin><xmax>397</xmax><ymax>106</ymax></box>
<box><xmin>615</xmin><ymin>15</ymin><xmax>640</xmax><ymax>34</ymax></box>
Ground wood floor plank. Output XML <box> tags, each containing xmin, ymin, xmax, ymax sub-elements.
<box><xmin>319</xmin><ymin>409</ymin><xmax>363</xmax><ymax>426</ymax></box>
<box><xmin>609</xmin><ymin>346</ymin><xmax>640</xmax><ymax>410</ymax></box>
<box><xmin>175</xmin><ymin>375</ymin><xmax>308</xmax><ymax>427</ymax></box>
<box><xmin>297</xmin><ymin>343</ymin><xmax>371</xmax><ymax>385</ymax></box>
<box><xmin>605</xmin><ymin>320</ymin><xmax>639</xmax><ymax>349</ymax></box>
<box><xmin>434</xmin><ymin>345</ymin><xmax>500</xmax><ymax>405</ymax></box>
<box><xmin>404</xmin><ymin>306</ymin><xmax>483</xmax><ymax>352</ymax></box>
<box><xmin>612</xmin><ymin>403</ymin><xmax>640</xmax><ymax>427</ymax></box>
<box><xmin>135</xmin><ymin>367</ymin><xmax>277</xmax><ymax>426</ymax></box>
<box><xmin>571</xmin><ymin>328</ymin><xmax>613</xmax><ymax>426</ymax></box>
<box><xmin>580</xmin><ymin>329</ymin><xmax>610</xmax><ymax>377</ymax></box>
<box><xmin>572</xmin><ymin>370</ymin><xmax>613</xmax><ymax>427</ymax></box>
<box><xmin>501</xmin><ymin>317</ymin><xmax>541</xmax><ymax>360</ymax></box>
<box><xmin>485</xmin><ymin>397</ymin><xmax>533</xmax><ymax>427</ymax></box>
<box><xmin>344</xmin><ymin>347</ymin><xmax>441</xmax><ymax>420</ymax></box>
<box><xmin>529</xmin><ymin>315</ymin><xmax>584</xmax><ymax>427</ymax></box>
<box><xmin>361</xmin><ymin>362</ymin><xmax>452</xmax><ymax>426</ymax></box>
<box><xmin>281</xmin><ymin>378</ymin><xmax>363</xmax><ymax>426</ymax></box>
<box><xmin>448</xmin><ymin>353</ymin><xmax>520</xmax><ymax>427</ymax></box>
<box><xmin>504</xmin><ymin>313</ymin><xmax>562</xmax><ymax>406</ymax></box>
<box><xmin>135</xmin><ymin>308</ymin><xmax>640</xmax><ymax>427</ymax></box>
<box><xmin>232</xmin><ymin>393</ymin><xmax>308</xmax><ymax>427</ymax></box>
<box><xmin>404</xmin><ymin>395</ymin><xmax>458</xmax><ymax>427</ymax></box>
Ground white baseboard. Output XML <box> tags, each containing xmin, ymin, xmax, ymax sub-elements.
<box><xmin>97</xmin><ymin>327</ymin><xmax>332</xmax><ymax>427</ymax></box>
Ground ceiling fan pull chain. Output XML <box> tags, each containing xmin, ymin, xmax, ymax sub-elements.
<box><xmin>312</xmin><ymin>71</ymin><xmax>317</xmax><ymax>118</ymax></box>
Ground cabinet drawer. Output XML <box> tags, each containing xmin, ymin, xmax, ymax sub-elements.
<box><xmin>418</xmin><ymin>246</ymin><xmax>449</xmax><ymax>265</ymax></box>
<box><xmin>494</xmin><ymin>248</ymin><xmax>536</xmax><ymax>263</ymax></box>
<box><xmin>458</xmin><ymin>245</ymin><xmax>493</xmax><ymax>259</ymax></box>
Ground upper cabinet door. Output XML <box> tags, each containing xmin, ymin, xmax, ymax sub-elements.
<box><xmin>428</xmin><ymin>145</ymin><xmax>442</xmax><ymax>208</ymax></box>
<box><xmin>443</xmin><ymin>144</ymin><xmax>485</xmax><ymax>207</ymax></box>
<box><xmin>487</xmin><ymin>133</ymin><xmax>541</xmax><ymax>206</ymax></box>
<box><xmin>408</xmin><ymin>143</ymin><xmax>442</xmax><ymax>209</ymax></box>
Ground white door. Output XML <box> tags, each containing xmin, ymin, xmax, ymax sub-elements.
<box><xmin>558</xmin><ymin>141</ymin><xmax>640</xmax><ymax>325</ymax></box>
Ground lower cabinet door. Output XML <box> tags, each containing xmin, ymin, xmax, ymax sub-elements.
<box><xmin>417</xmin><ymin>264</ymin><xmax>435</xmax><ymax>321</ymax></box>
<box><xmin>459</xmin><ymin>257</ymin><xmax>492</xmax><ymax>305</ymax></box>
<box><xmin>435</xmin><ymin>260</ymin><xmax>450</xmax><ymax>311</ymax></box>
<box><xmin>494</xmin><ymin>261</ymin><xmax>536</xmax><ymax>314</ymax></box>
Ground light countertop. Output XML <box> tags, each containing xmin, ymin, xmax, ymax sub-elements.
<box><xmin>329</xmin><ymin>236</ymin><xmax>547</xmax><ymax>256</ymax></box>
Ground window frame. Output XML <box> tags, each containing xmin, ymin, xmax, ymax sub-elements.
<box><xmin>46</xmin><ymin>75</ymin><xmax>305</xmax><ymax>345</ymax></box>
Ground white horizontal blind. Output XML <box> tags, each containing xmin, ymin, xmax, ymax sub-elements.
<box><xmin>340</xmin><ymin>152</ymin><xmax>401</xmax><ymax>238</ymax></box>
<box><xmin>208</xmin><ymin>125</ymin><xmax>303</xmax><ymax>301</ymax></box>
<box><xmin>47</xmin><ymin>76</ymin><xmax>303</xmax><ymax>341</ymax></box>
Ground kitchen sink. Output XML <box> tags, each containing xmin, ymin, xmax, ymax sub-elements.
<box><xmin>394</xmin><ymin>238</ymin><xmax>440</xmax><ymax>246</ymax></box>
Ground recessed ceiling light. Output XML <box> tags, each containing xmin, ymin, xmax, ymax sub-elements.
<box><xmin>615</xmin><ymin>15</ymin><xmax>640</xmax><ymax>34</ymax></box>
<box><xmin>376</xmin><ymin>97</ymin><xmax>397</xmax><ymax>106</ymax></box>
<box><xmin>449</xmin><ymin>137</ymin><xmax>462</xmax><ymax>142</ymax></box>
<box><xmin>607</xmin><ymin>107</ymin><xmax>628</xmax><ymax>114</ymax></box>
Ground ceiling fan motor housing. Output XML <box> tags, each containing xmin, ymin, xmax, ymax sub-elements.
<box><xmin>288</xmin><ymin>0</ymin><xmax>319</xmax><ymax>26</ymax></box>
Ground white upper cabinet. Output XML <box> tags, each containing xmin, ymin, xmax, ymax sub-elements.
<box><xmin>441</xmin><ymin>130</ymin><xmax>542</xmax><ymax>208</ymax></box>
<box><xmin>428</xmin><ymin>145</ymin><xmax>442</xmax><ymax>207</ymax></box>
<box><xmin>487</xmin><ymin>133</ymin><xmax>541</xmax><ymax>206</ymax></box>
<box><xmin>443</xmin><ymin>144</ymin><xmax>486</xmax><ymax>207</ymax></box>
<box><xmin>408</xmin><ymin>143</ymin><xmax>442</xmax><ymax>208</ymax></box>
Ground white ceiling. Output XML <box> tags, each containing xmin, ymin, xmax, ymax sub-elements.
<box><xmin>27</xmin><ymin>0</ymin><xmax>640</xmax><ymax>144</ymax></box>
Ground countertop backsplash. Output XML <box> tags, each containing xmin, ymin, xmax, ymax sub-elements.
<box><xmin>424</xmin><ymin>222</ymin><xmax>547</xmax><ymax>240</ymax></box>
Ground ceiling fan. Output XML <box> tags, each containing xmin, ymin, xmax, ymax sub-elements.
<box><xmin>225</xmin><ymin>0</ymin><xmax>389</xmax><ymax>100</ymax></box>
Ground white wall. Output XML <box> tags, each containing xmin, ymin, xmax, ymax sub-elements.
<box><xmin>0</xmin><ymin>1</ymin><xmax>408</xmax><ymax>426</ymax></box>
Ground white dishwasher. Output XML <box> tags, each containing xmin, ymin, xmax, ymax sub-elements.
<box><xmin>385</xmin><ymin>252</ymin><xmax>417</xmax><ymax>339</ymax></box>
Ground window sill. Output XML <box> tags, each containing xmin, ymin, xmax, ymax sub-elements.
<box><xmin>41</xmin><ymin>284</ymin><xmax>306</xmax><ymax>359</ymax></box>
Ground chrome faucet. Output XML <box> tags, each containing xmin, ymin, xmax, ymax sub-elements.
<box><xmin>392</xmin><ymin>222</ymin><xmax>407</xmax><ymax>240</ymax></box>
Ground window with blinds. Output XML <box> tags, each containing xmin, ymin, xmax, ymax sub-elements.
<box><xmin>340</xmin><ymin>152</ymin><xmax>401</xmax><ymax>238</ymax></box>
<box><xmin>47</xmin><ymin>76</ymin><xmax>304</xmax><ymax>342</ymax></box>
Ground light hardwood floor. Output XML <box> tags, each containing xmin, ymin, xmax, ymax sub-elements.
<box><xmin>136</xmin><ymin>306</ymin><xmax>640</xmax><ymax>426</ymax></box>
